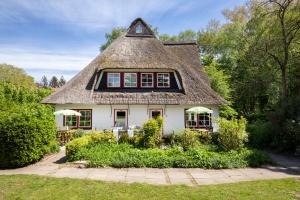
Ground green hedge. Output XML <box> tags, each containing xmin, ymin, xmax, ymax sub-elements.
<box><xmin>0</xmin><ymin>103</ymin><xmax>56</xmax><ymax>168</ymax></box>
<box><xmin>67</xmin><ymin>143</ymin><xmax>270</xmax><ymax>169</ymax></box>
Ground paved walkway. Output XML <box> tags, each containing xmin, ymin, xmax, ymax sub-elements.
<box><xmin>0</xmin><ymin>148</ymin><xmax>299</xmax><ymax>186</ymax></box>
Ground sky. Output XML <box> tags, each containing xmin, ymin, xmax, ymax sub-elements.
<box><xmin>0</xmin><ymin>0</ymin><xmax>246</xmax><ymax>82</ymax></box>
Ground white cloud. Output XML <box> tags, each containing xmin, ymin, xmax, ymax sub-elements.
<box><xmin>0</xmin><ymin>0</ymin><xmax>192</xmax><ymax>31</ymax></box>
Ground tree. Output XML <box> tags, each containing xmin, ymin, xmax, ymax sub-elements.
<box><xmin>41</xmin><ymin>75</ymin><xmax>48</xmax><ymax>88</ymax></box>
<box><xmin>100</xmin><ymin>27</ymin><xmax>127</xmax><ymax>51</ymax></box>
<box><xmin>0</xmin><ymin>63</ymin><xmax>35</xmax><ymax>88</ymax></box>
<box><xmin>49</xmin><ymin>76</ymin><xmax>59</xmax><ymax>88</ymax></box>
<box><xmin>59</xmin><ymin>76</ymin><xmax>66</xmax><ymax>87</ymax></box>
<box><xmin>247</xmin><ymin>0</ymin><xmax>300</xmax><ymax>98</ymax></box>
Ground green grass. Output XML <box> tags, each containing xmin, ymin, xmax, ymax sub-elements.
<box><xmin>0</xmin><ymin>175</ymin><xmax>299</xmax><ymax>200</ymax></box>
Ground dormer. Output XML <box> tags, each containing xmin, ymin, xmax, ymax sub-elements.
<box><xmin>126</xmin><ymin>18</ymin><xmax>155</xmax><ymax>37</ymax></box>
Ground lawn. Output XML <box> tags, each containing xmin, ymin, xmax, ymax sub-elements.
<box><xmin>0</xmin><ymin>175</ymin><xmax>299</xmax><ymax>200</ymax></box>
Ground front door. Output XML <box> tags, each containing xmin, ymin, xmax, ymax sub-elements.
<box><xmin>114</xmin><ymin>109</ymin><xmax>128</xmax><ymax>128</ymax></box>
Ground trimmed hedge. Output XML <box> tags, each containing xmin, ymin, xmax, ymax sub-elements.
<box><xmin>0</xmin><ymin>103</ymin><xmax>56</xmax><ymax>168</ymax></box>
<box><xmin>67</xmin><ymin>143</ymin><xmax>270</xmax><ymax>169</ymax></box>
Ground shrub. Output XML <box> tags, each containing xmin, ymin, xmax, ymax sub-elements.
<box><xmin>196</xmin><ymin>130</ymin><xmax>212</xmax><ymax>144</ymax></box>
<box><xmin>247</xmin><ymin>120</ymin><xmax>273</xmax><ymax>148</ymax></box>
<box><xmin>162</xmin><ymin>133</ymin><xmax>176</xmax><ymax>146</ymax></box>
<box><xmin>217</xmin><ymin>117</ymin><xmax>248</xmax><ymax>151</ymax></box>
<box><xmin>74</xmin><ymin>129</ymin><xmax>85</xmax><ymax>138</ymax></box>
<box><xmin>71</xmin><ymin>143</ymin><xmax>270</xmax><ymax>169</ymax></box>
<box><xmin>118</xmin><ymin>131</ymin><xmax>130</xmax><ymax>144</ymax></box>
<box><xmin>66</xmin><ymin>130</ymin><xmax>116</xmax><ymax>160</ymax></box>
<box><xmin>43</xmin><ymin>140</ymin><xmax>60</xmax><ymax>154</ymax></box>
<box><xmin>142</xmin><ymin>118</ymin><xmax>162</xmax><ymax>148</ymax></box>
<box><xmin>175</xmin><ymin>129</ymin><xmax>199</xmax><ymax>151</ymax></box>
<box><xmin>66</xmin><ymin>135</ymin><xmax>92</xmax><ymax>161</ymax></box>
<box><xmin>0</xmin><ymin>103</ymin><xmax>56</xmax><ymax>168</ymax></box>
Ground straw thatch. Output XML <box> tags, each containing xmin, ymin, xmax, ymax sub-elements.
<box><xmin>42</xmin><ymin>18</ymin><xmax>226</xmax><ymax>105</ymax></box>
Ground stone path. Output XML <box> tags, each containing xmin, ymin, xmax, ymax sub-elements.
<box><xmin>0</xmin><ymin>148</ymin><xmax>299</xmax><ymax>186</ymax></box>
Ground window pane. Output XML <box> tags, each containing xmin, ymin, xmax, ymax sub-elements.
<box><xmin>107</xmin><ymin>73</ymin><xmax>120</xmax><ymax>87</ymax></box>
<box><xmin>124</xmin><ymin>73</ymin><xmax>137</xmax><ymax>87</ymax></box>
<box><xmin>79</xmin><ymin>110</ymin><xmax>91</xmax><ymax>127</ymax></box>
<box><xmin>141</xmin><ymin>74</ymin><xmax>153</xmax><ymax>87</ymax></box>
<box><xmin>157</xmin><ymin>73</ymin><xmax>170</xmax><ymax>87</ymax></box>
<box><xmin>65</xmin><ymin>115</ymin><xmax>77</xmax><ymax>127</ymax></box>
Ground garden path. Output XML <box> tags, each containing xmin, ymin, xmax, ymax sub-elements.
<box><xmin>1</xmin><ymin>148</ymin><xmax>299</xmax><ymax>186</ymax></box>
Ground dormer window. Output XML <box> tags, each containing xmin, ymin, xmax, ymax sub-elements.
<box><xmin>141</xmin><ymin>73</ymin><xmax>153</xmax><ymax>87</ymax></box>
<box><xmin>135</xmin><ymin>24</ymin><xmax>143</xmax><ymax>33</ymax></box>
<box><xmin>107</xmin><ymin>73</ymin><xmax>120</xmax><ymax>87</ymax></box>
<box><xmin>157</xmin><ymin>73</ymin><xmax>170</xmax><ymax>88</ymax></box>
<box><xmin>124</xmin><ymin>73</ymin><xmax>137</xmax><ymax>87</ymax></box>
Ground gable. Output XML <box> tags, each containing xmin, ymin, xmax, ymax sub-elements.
<box><xmin>126</xmin><ymin>18</ymin><xmax>155</xmax><ymax>37</ymax></box>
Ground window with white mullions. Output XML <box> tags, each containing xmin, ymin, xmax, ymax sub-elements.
<box><xmin>107</xmin><ymin>73</ymin><xmax>120</xmax><ymax>87</ymax></box>
<box><xmin>124</xmin><ymin>73</ymin><xmax>137</xmax><ymax>87</ymax></box>
<box><xmin>135</xmin><ymin>24</ymin><xmax>143</xmax><ymax>33</ymax></box>
<box><xmin>65</xmin><ymin>115</ymin><xmax>77</xmax><ymax>127</ymax></box>
<box><xmin>157</xmin><ymin>73</ymin><xmax>170</xmax><ymax>88</ymax></box>
<box><xmin>79</xmin><ymin>110</ymin><xmax>91</xmax><ymax>127</ymax></box>
<box><xmin>141</xmin><ymin>73</ymin><xmax>153</xmax><ymax>87</ymax></box>
<box><xmin>198</xmin><ymin>113</ymin><xmax>211</xmax><ymax>128</ymax></box>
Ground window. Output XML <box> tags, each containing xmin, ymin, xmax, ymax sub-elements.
<box><xmin>114</xmin><ymin>110</ymin><xmax>128</xmax><ymax>128</ymax></box>
<box><xmin>124</xmin><ymin>73</ymin><xmax>137</xmax><ymax>87</ymax></box>
<box><xmin>107</xmin><ymin>73</ymin><xmax>120</xmax><ymax>87</ymax></box>
<box><xmin>135</xmin><ymin>24</ymin><xmax>143</xmax><ymax>33</ymax></box>
<box><xmin>65</xmin><ymin>115</ymin><xmax>77</xmax><ymax>127</ymax></box>
<box><xmin>184</xmin><ymin>111</ymin><xmax>211</xmax><ymax>129</ymax></box>
<box><xmin>79</xmin><ymin>110</ymin><xmax>91</xmax><ymax>128</ymax></box>
<box><xmin>141</xmin><ymin>73</ymin><xmax>153</xmax><ymax>87</ymax></box>
<box><xmin>198</xmin><ymin>113</ymin><xmax>211</xmax><ymax>128</ymax></box>
<box><xmin>157</xmin><ymin>73</ymin><xmax>170</xmax><ymax>88</ymax></box>
<box><xmin>64</xmin><ymin>109</ymin><xmax>92</xmax><ymax>129</ymax></box>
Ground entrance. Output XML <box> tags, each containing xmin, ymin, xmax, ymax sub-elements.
<box><xmin>114</xmin><ymin>109</ymin><xmax>128</xmax><ymax>128</ymax></box>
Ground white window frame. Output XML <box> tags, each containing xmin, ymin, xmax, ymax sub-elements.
<box><xmin>124</xmin><ymin>73</ymin><xmax>137</xmax><ymax>88</ymax></box>
<box><xmin>141</xmin><ymin>73</ymin><xmax>154</xmax><ymax>88</ymax></box>
<box><xmin>157</xmin><ymin>73</ymin><xmax>170</xmax><ymax>88</ymax></box>
<box><xmin>107</xmin><ymin>73</ymin><xmax>120</xmax><ymax>88</ymax></box>
<box><xmin>78</xmin><ymin>110</ymin><xmax>92</xmax><ymax>128</ymax></box>
<box><xmin>135</xmin><ymin>24</ymin><xmax>143</xmax><ymax>33</ymax></box>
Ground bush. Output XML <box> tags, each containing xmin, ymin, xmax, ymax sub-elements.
<box><xmin>71</xmin><ymin>143</ymin><xmax>270</xmax><ymax>169</ymax></box>
<box><xmin>247</xmin><ymin>120</ymin><xmax>273</xmax><ymax>148</ymax></box>
<box><xmin>118</xmin><ymin>131</ymin><xmax>130</xmax><ymax>144</ymax></box>
<box><xmin>196</xmin><ymin>130</ymin><xmax>212</xmax><ymax>144</ymax></box>
<box><xmin>142</xmin><ymin>118</ymin><xmax>162</xmax><ymax>148</ymax></box>
<box><xmin>0</xmin><ymin>103</ymin><xmax>56</xmax><ymax>168</ymax></box>
<box><xmin>175</xmin><ymin>129</ymin><xmax>199</xmax><ymax>151</ymax></box>
<box><xmin>217</xmin><ymin>117</ymin><xmax>248</xmax><ymax>151</ymax></box>
<box><xmin>43</xmin><ymin>140</ymin><xmax>60</xmax><ymax>154</ymax></box>
<box><xmin>74</xmin><ymin>129</ymin><xmax>85</xmax><ymax>138</ymax></box>
<box><xmin>66</xmin><ymin>130</ymin><xmax>116</xmax><ymax>161</ymax></box>
<box><xmin>162</xmin><ymin>133</ymin><xmax>176</xmax><ymax>146</ymax></box>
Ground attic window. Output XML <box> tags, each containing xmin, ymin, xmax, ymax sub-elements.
<box><xmin>107</xmin><ymin>73</ymin><xmax>120</xmax><ymax>88</ymax></box>
<box><xmin>157</xmin><ymin>73</ymin><xmax>170</xmax><ymax>88</ymax></box>
<box><xmin>135</xmin><ymin>24</ymin><xmax>143</xmax><ymax>33</ymax></box>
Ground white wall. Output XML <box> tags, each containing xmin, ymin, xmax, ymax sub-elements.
<box><xmin>55</xmin><ymin>104</ymin><xmax>220</xmax><ymax>133</ymax></box>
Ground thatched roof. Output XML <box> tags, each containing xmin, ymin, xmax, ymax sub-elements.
<box><xmin>42</xmin><ymin>18</ymin><xmax>226</xmax><ymax>105</ymax></box>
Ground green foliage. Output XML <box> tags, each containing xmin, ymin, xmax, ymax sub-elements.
<box><xmin>217</xmin><ymin>117</ymin><xmax>248</xmax><ymax>151</ymax></box>
<box><xmin>162</xmin><ymin>133</ymin><xmax>176</xmax><ymax>146</ymax></box>
<box><xmin>247</xmin><ymin>120</ymin><xmax>273</xmax><ymax>149</ymax></box>
<box><xmin>43</xmin><ymin>140</ymin><xmax>60</xmax><ymax>154</ymax></box>
<box><xmin>175</xmin><ymin>129</ymin><xmax>199</xmax><ymax>151</ymax></box>
<box><xmin>0</xmin><ymin>103</ymin><xmax>56</xmax><ymax>168</ymax></box>
<box><xmin>204</xmin><ymin>60</ymin><xmax>232</xmax><ymax>100</ymax></box>
<box><xmin>71</xmin><ymin>143</ymin><xmax>270</xmax><ymax>169</ymax></box>
<box><xmin>141</xmin><ymin>118</ymin><xmax>162</xmax><ymax>148</ymax></box>
<box><xmin>0</xmin><ymin>63</ymin><xmax>36</xmax><ymax>89</ymax></box>
<box><xmin>66</xmin><ymin>130</ymin><xmax>116</xmax><ymax>160</ymax></box>
<box><xmin>74</xmin><ymin>129</ymin><xmax>85</xmax><ymax>138</ymax></box>
<box><xmin>219</xmin><ymin>105</ymin><xmax>238</xmax><ymax>119</ymax></box>
<box><xmin>100</xmin><ymin>27</ymin><xmax>127</xmax><ymax>51</ymax></box>
<box><xmin>196</xmin><ymin>130</ymin><xmax>213</xmax><ymax>144</ymax></box>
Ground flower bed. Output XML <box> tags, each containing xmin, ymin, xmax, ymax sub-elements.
<box><xmin>67</xmin><ymin>142</ymin><xmax>270</xmax><ymax>169</ymax></box>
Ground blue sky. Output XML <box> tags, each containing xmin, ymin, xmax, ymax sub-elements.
<box><xmin>0</xmin><ymin>0</ymin><xmax>246</xmax><ymax>82</ymax></box>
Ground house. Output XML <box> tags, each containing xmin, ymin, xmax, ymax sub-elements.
<box><xmin>42</xmin><ymin>18</ymin><xmax>226</xmax><ymax>133</ymax></box>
